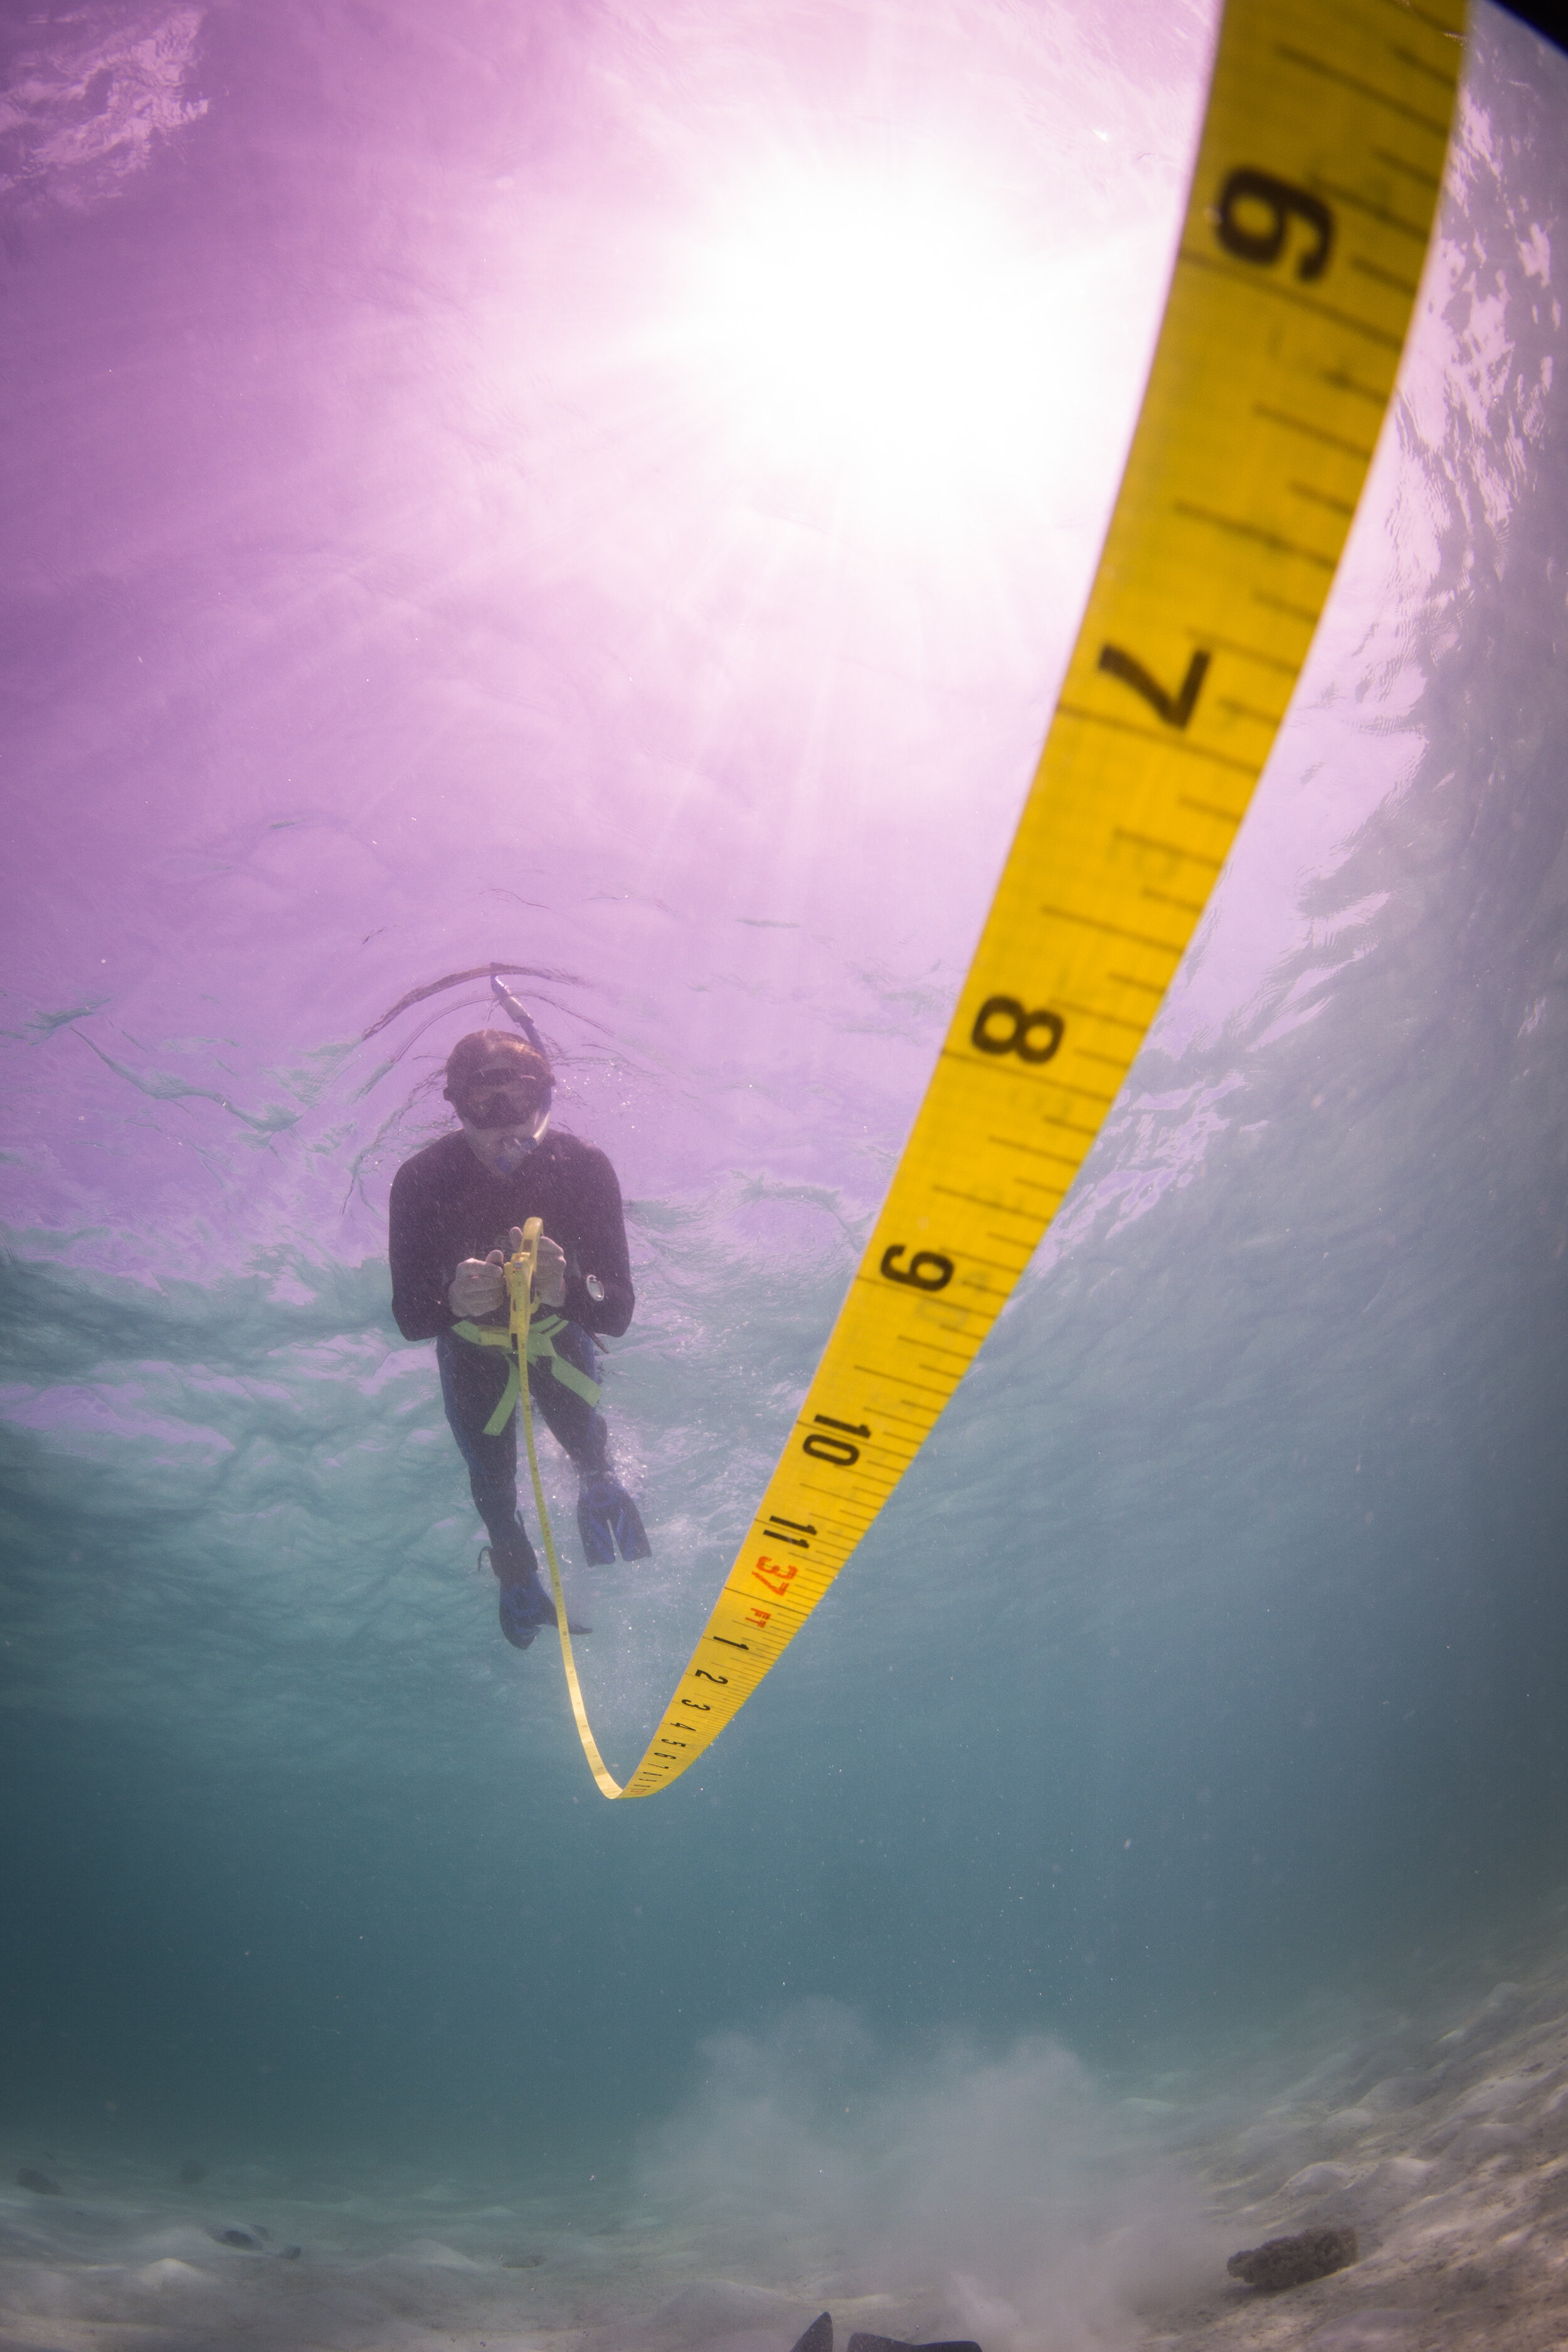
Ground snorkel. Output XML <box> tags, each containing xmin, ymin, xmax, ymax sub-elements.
<box><xmin>489</xmin><ymin>972</ymin><xmax>549</xmax><ymax>1057</ymax></box>
<box><xmin>444</xmin><ymin>982</ymin><xmax>555</xmax><ymax>1177</ymax></box>
<box><xmin>488</xmin><ymin>1118</ymin><xmax>548</xmax><ymax>1177</ymax></box>
<box><xmin>485</xmin><ymin>975</ymin><xmax>553</xmax><ymax>1172</ymax></box>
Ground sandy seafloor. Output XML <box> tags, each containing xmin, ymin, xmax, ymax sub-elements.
<box><xmin>5</xmin><ymin>1927</ymin><xmax>1567</xmax><ymax>2352</ymax></box>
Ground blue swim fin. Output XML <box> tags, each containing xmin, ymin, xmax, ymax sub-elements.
<box><xmin>495</xmin><ymin>1578</ymin><xmax>593</xmax><ymax>1646</ymax></box>
<box><xmin>497</xmin><ymin>1572</ymin><xmax>556</xmax><ymax>1650</ymax></box>
<box><xmin>576</xmin><ymin>1473</ymin><xmax>652</xmax><ymax>1565</ymax></box>
<box><xmin>482</xmin><ymin>1542</ymin><xmax>591</xmax><ymax>1647</ymax></box>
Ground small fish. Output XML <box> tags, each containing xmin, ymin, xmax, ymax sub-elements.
<box><xmin>15</xmin><ymin>2168</ymin><xmax>62</xmax><ymax>2196</ymax></box>
<box><xmin>788</xmin><ymin>2324</ymin><xmax>983</xmax><ymax>2352</ymax></box>
<box><xmin>848</xmin><ymin>2336</ymin><xmax>983</xmax><ymax>2352</ymax></box>
<box><xmin>215</xmin><ymin>2227</ymin><xmax>260</xmax><ymax>2249</ymax></box>
<box><xmin>177</xmin><ymin>2159</ymin><xmax>206</xmax><ymax>2186</ymax></box>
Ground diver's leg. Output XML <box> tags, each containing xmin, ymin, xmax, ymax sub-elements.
<box><xmin>526</xmin><ymin>1334</ymin><xmax>608</xmax><ymax>1475</ymax></box>
<box><xmin>527</xmin><ymin>1324</ymin><xmax>651</xmax><ymax>1564</ymax></box>
<box><xmin>436</xmin><ymin>1332</ymin><xmax>526</xmax><ymax>1550</ymax></box>
<box><xmin>435</xmin><ymin>1335</ymin><xmax>555</xmax><ymax>1648</ymax></box>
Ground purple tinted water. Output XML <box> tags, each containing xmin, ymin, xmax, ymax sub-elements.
<box><xmin>2</xmin><ymin>1</ymin><xmax>1567</xmax><ymax>2317</ymax></box>
<box><xmin>3</xmin><ymin>0</ymin><xmax>1209</xmax><ymax>1267</ymax></box>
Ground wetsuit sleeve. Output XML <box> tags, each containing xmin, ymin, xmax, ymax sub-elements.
<box><xmin>563</xmin><ymin>1146</ymin><xmax>635</xmax><ymax>1338</ymax></box>
<box><xmin>388</xmin><ymin>1156</ymin><xmax>457</xmax><ymax>1342</ymax></box>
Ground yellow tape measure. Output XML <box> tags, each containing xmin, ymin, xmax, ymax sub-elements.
<box><xmin>537</xmin><ymin>0</ymin><xmax>1461</xmax><ymax>1798</ymax></box>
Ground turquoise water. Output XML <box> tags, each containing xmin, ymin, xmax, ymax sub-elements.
<box><xmin>3</xmin><ymin>2</ymin><xmax>1567</xmax><ymax>2345</ymax></box>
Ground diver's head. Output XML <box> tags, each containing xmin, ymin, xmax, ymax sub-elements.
<box><xmin>444</xmin><ymin>1030</ymin><xmax>553</xmax><ymax>1177</ymax></box>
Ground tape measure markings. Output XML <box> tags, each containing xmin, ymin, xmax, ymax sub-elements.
<box><xmin>540</xmin><ymin>0</ymin><xmax>1464</xmax><ymax>1798</ymax></box>
<box><xmin>1274</xmin><ymin>44</ymin><xmax>1453</xmax><ymax>127</ymax></box>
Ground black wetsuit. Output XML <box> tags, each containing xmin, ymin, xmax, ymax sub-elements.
<box><xmin>389</xmin><ymin>1130</ymin><xmax>634</xmax><ymax>1564</ymax></box>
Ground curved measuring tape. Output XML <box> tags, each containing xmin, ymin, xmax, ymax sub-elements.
<box><xmin>544</xmin><ymin>0</ymin><xmax>1463</xmax><ymax>1798</ymax></box>
<box><xmin>507</xmin><ymin>1223</ymin><xmax>625</xmax><ymax>1796</ymax></box>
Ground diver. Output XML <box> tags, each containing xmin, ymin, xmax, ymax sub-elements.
<box><xmin>389</xmin><ymin>992</ymin><xmax>650</xmax><ymax>1650</ymax></box>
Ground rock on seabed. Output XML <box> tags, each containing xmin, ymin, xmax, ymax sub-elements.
<box><xmin>1227</xmin><ymin>2225</ymin><xmax>1360</xmax><ymax>2291</ymax></box>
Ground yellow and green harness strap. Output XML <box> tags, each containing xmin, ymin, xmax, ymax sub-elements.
<box><xmin>530</xmin><ymin>0</ymin><xmax>1464</xmax><ymax>1798</ymax></box>
<box><xmin>451</xmin><ymin>1310</ymin><xmax>601</xmax><ymax>1438</ymax></box>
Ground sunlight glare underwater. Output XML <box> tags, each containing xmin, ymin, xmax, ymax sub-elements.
<box><xmin>689</xmin><ymin>161</ymin><xmax>1060</xmax><ymax>515</ymax></box>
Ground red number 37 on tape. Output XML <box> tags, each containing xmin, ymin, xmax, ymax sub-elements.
<box><xmin>752</xmin><ymin>1555</ymin><xmax>798</xmax><ymax>1597</ymax></box>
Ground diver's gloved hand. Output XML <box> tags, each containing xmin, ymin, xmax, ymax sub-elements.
<box><xmin>448</xmin><ymin>1227</ymin><xmax>566</xmax><ymax>1318</ymax></box>
<box><xmin>450</xmin><ymin>1247</ymin><xmax>507</xmax><ymax>1318</ymax></box>
<box><xmin>447</xmin><ymin>1232</ymin><xmax>571</xmax><ymax>1327</ymax></box>
<box><xmin>522</xmin><ymin>1226</ymin><xmax>568</xmax><ymax>1306</ymax></box>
